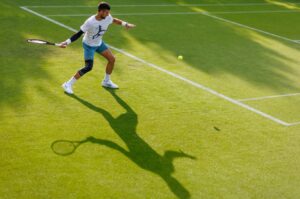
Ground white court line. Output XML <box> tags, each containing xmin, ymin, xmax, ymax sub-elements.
<box><xmin>46</xmin><ymin>10</ymin><xmax>300</xmax><ymax>17</ymax></box>
<box><xmin>20</xmin><ymin>7</ymin><xmax>77</xmax><ymax>32</ymax></box>
<box><xmin>288</xmin><ymin>121</ymin><xmax>300</xmax><ymax>126</ymax></box>
<box><xmin>201</xmin><ymin>12</ymin><xmax>299</xmax><ymax>44</ymax></box>
<box><xmin>23</xmin><ymin>2</ymin><xmax>300</xmax><ymax>8</ymax></box>
<box><xmin>238</xmin><ymin>93</ymin><xmax>300</xmax><ymax>102</ymax></box>
<box><xmin>20</xmin><ymin>6</ymin><xmax>294</xmax><ymax>126</ymax></box>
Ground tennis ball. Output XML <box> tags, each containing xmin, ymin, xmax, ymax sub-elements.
<box><xmin>178</xmin><ymin>55</ymin><xmax>183</xmax><ymax>60</ymax></box>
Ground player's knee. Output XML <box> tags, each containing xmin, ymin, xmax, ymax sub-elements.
<box><xmin>78</xmin><ymin>60</ymin><xmax>94</xmax><ymax>76</ymax></box>
<box><xmin>108</xmin><ymin>56</ymin><xmax>115</xmax><ymax>64</ymax></box>
<box><xmin>85</xmin><ymin>60</ymin><xmax>93</xmax><ymax>72</ymax></box>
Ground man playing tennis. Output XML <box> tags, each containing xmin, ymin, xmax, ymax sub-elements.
<box><xmin>59</xmin><ymin>2</ymin><xmax>135</xmax><ymax>94</ymax></box>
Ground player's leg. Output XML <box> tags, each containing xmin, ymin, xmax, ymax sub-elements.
<box><xmin>101</xmin><ymin>49</ymin><xmax>115</xmax><ymax>75</ymax></box>
<box><xmin>62</xmin><ymin>43</ymin><xmax>96</xmax><ymax>94</ymax></box>
<box><xmin>96</xmin><ymin>42</ymin><xmax>118</xmax><ymax>89</ymax></box>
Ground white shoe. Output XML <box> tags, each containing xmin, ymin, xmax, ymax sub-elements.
<box><xmin>102</xmin><ymin>79</ymin><xmax>119</xmax><ymax>89</ymax></box>
<box><xmin>62</xmin><ymin>82</ymin><xmax>74</xmax><ymax>94</ymax></box>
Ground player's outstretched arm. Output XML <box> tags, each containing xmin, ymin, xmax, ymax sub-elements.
<box><xmin>113</xmin><ymin>18</ymin><xmax>136</xmax><ymax>29</ymax></box>
<box><xmin>58</xmin><ymin>30</ymin><xmax>84</xmax><ymax>48</ymax></box>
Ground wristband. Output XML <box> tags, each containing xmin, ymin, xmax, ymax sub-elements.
<box><xmin>65</xmin><ymin>39</ymin><xmax>71</xmax><ymax>45</ymax></box>
<box><xmin>121</xmin><ymin>21</ymin><xmax>128</xmax><ymax>27</ymax></box>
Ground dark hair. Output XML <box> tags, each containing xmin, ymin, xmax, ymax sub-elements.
<box><xmin>98</xmin><ymin>2</ymin><xmax>111</xmax><ymax>11</ymax></box>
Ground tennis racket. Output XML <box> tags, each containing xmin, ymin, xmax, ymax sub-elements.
<box><xmin>27</xmin><ymin>39</ymin><xmax>60</xmax><ymax>46</ymax></box>
<box><xmin>51</xmin><ymin>139</ymin><xmax>89</xmax><ymax>156</ymax></box>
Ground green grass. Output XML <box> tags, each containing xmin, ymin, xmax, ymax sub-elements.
<box><xmin>1</xmin><ymin>0</ymin><xmax>300</xmax><ymax>198</ymax></box>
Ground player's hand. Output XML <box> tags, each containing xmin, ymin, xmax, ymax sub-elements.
<box><xmin>125</xmin><ymin>23</ymin><xmax>136</xmax><ymax>30</ymax></box>
<box><xmin>58</xmin><ymin>41</ymin><xmax>68</xmax><ymax>48</ymax></box>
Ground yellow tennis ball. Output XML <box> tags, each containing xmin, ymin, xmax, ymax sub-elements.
<box><xmin>178</xmin><ymin>55</ymin><xmax>183</xmax><ymax>60</ymax></box>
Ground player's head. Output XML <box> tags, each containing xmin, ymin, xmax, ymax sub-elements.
<box><xmin>97</xmin><ymin>2</ymin><xmax>111</xmax><ymax>19</ymax></box>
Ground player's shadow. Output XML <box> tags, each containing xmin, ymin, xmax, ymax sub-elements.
<box><xmin>68</xmin><ymin>90</ymin><xmax>196</xmax><ymax>199</ymax></box>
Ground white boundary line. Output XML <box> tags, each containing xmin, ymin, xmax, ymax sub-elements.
<box><xmin>201</xmin><ymin>12</ymin><xmax>300</xmax><ymax>44</ymax></box>
<box><xmin>20</xmin><ymin>6</ymin><xmax>296</xmax><ymax>126</ymax></box>
<box><xmin>288</xmin><ymin>121</ymin><xmax>300</xmax><ymax>126</ymax></box>
<box><xmin>238</xmin><ymin>93</ymin><xmax>300</xmax><ymax>102</ymax></box>
<box><xmin>20</xmin><ymin>7</ymin><xmax>77</xmax><ymax>32</ymax></box>
<box><xmin>22</xmin><ymin>2</ymin><xmax>300</xmax><ymax>8</ymax></box>
<box><xmin>46</xmin><ymin>10</ymin><xmax>300</xmax><ymax>17</ymax></box>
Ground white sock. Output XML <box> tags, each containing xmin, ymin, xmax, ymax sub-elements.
<box><xmin>104</xmin><ymin>74</ymin><xmax>110</xmax><ymax>81</ymax></box>
<box><xmin>67</xmin><ymin>77</ymin><xmax>77</xmax><ymax>86</ymax></box>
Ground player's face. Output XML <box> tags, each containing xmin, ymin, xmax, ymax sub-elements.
<box><xmin>98</xmin><ymin>9</ymin><xmax>110</xmax><ymax>19</ymax></box>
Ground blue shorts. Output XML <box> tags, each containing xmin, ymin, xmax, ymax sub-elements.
<box><xmin>83</xmin><ymin>42</ymin><xmax>108</xmax><ymax>60</ymax></box>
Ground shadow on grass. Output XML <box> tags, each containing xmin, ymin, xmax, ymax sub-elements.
<box><xmin>52</xmin><ymin>90</ymin><xmax>196</xmax><ymax>199</ymax></box>
<box><xmin>0</xmin><ymin>1</ymin><xmax>50</xmax><ymax>110</ymax></box>
<box><xmin>0</xmin><ymin>0</ymin><xmax>75</xmax><ymax>115</ymax></box>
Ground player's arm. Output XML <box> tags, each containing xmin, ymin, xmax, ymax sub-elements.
<box><xmin>58</xmin><ymin>30</ymin><xmax>84</xmax><ymax>48</ymax></box>
<box><xmin>113</xmin><ymin>18</ymin><xmax>136</xmax><ymax>29</ymax></box>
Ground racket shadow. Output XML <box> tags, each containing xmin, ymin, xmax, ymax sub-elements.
<box><xmin>51</xmin><ymin>139</ymin><xmax>89</xmax><ymax>156</ymax></box>
<box><xmin>59</xmin><ymin>90</ymin><xmax>197</xmax><ymax>199</ymax></box>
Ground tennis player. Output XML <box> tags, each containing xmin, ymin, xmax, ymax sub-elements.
<box><xmin>59</xmin><ymin>2</ymin><xmax>135</xmax><ymax>94</ymax></box>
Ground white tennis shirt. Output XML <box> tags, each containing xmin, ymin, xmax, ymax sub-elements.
<box><xmin>80</xmin><ymin>14</ymin><xmax>113</xmax><ymax>47</ymax></box>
